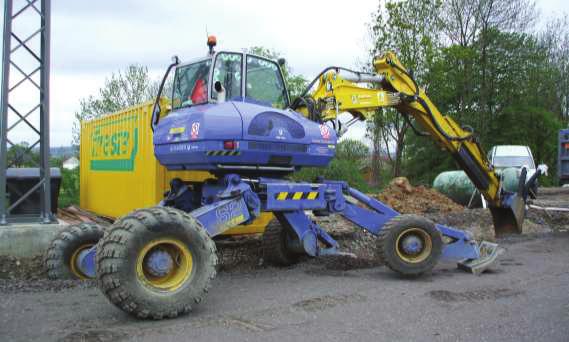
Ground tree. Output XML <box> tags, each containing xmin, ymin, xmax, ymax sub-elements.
<box><xmin>368</xmin><ymin>0</ymin><xmax>443</xmax><ymax>177</ymax></box>
<box><xmin>72</xmin><ymin>64</ymin><xmax>154</xmax><ymax>147</ymax></box>
<box><xmin>404</xmin><ymin>27</ymin><xmax>567</xmax><ymax>185</ymax></box>
<box><xmin>336</xmin><ymin>139</ymin><xmax>370</xmax><ymax>164</ymax></box>
<box><xmin>6</xmin><ymin>143</ymin><xmax>39</xmax><ymax>168</ymax></box>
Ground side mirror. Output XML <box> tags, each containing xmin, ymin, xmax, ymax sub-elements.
<box><xmin>277</xmin><ymin>58</ymin><xmax>286</xmax><ymax>67</ymax></box>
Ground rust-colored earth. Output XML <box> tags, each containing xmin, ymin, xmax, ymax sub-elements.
<box><xmin>375</xmin><ymin>177</ymin><xmax>464</xmax><ymax>214</ymax></box>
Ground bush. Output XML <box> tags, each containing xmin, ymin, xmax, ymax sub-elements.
<box><xmin>58</xmin><ymin>167</ymin><xmax>79</xmax><ymax>208</ymax></box>
<box><xmin>291</xmin><ymin>159</ymin><xmax>369</xmax><ymax>192</ymax></box>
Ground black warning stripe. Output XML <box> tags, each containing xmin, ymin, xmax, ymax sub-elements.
<box><xmin>206</xmin><ymin>150</ymin><xmax>241</xmax><ymax>156</ymax></box>
<box><xmin>274</xmin><ymin>191</ymin><xmax>320</xmax><ymax>201</ymax></box>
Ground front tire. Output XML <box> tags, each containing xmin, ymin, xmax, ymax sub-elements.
<box><xmin>378</xmin><ymin>215</ymin><xmax>443</xmax><ymax>277</ymax></box>
<box><xmin>96</xmin><ymin>207</ymin><xmax>217</xmax><ymax>320</ymax></box>
<box><xmin>45</xmin><ymin>223</ymin><xmax>104</xmax><ymax>280</ymax></box>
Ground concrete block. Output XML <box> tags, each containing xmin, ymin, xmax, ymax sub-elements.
<box><xmin>0</xmin><ymin>221</ymin><xmax>68</xmax><ymax>257</ymax></box>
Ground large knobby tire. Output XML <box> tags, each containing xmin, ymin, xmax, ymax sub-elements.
<box><xmin>45</xmin><ymin>223</ymin><xmax>104</xmax><ymax>280</ymax></box>
<box><xmin>262</xmin><ymin>218</ymin><xmax>302</xmax><ymax>266</ymax></box>
<box><xmin>96</xmin><ymin>207</ymin><xmax>217</xmax><ymax>320</ymax></box>
<box><xmin>378</xmin><ymin>215</ymin><xmax>443</xmax><ymax>277</ymax></box>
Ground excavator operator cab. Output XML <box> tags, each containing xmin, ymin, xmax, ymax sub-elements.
<box><xmin>168</xmin><ymin>51</ymin><xmax>290</xmax><ymax>111</ymax></box>
<box><xmin>151</xmin><ymin>36</ymin><xmax>291</xmax><ymax>130</ymax></box>
<box><xmin>151</xmin><ymin>40</ymin><xmax>335</xmax><ymax>176</ymax></box>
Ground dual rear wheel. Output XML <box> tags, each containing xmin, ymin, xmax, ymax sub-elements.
<box><xmin>96</xmin><ymin>207</ymin><xmax>217</xmax><ymax>319</ymax></box>
<box><xmin>44</xmin><ymin>207</ymin><xmax>217</xmax><ymax>320</ymax></box>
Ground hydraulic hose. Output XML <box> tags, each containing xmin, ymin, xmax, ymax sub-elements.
<box><xmin>389</xmin><ymin>60</ymin><xmax>474</xmax><ymax>142</ymax></box>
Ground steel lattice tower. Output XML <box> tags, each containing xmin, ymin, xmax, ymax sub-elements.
<box><xmin>0</xmin><ymin>0</ymin><xmax>52</xmax><ymax>224</ymax></box>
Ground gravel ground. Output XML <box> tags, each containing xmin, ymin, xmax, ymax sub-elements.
<box><xmin>1</xmin><ymin>231</ymin><xmax>568</xmax><ymax>342</ymax></box>
<box><xmin>1</xmin><ymin>187</ymin><xmax>568</xmax><ymax>341</ymax></box>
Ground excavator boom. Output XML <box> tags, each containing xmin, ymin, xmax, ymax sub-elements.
<box><xmin>295</xmin><ymin>52</ymin><xmax>536</xmax><ymax>235</ymax></box>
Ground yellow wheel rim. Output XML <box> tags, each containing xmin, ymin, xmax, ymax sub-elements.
<box><xmin>136</xmin><ymin>238</ymin><xmax>193</xmax><ymax>292</ymax></box>
<box><xmin>395</xmin><ymin>228</ymin><xmax>432</xmax><ymax>264</ymax></box>
<box><xmin>69</xmin><ymin>244</ymin><xmax>94</xmax><ymax>280</ymax></box>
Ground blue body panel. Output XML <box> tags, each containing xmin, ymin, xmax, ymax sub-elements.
<box><xmin>81</xmin><ymin>175</ymin><xmax>487</xmax><ymax>274</ymax></box>
<box><xmin>153</xmin><ymin>101</ymin><xmax>337</xmax><ymax>171</ymax></box>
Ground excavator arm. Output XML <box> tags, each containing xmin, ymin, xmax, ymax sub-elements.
<box><xmin>294</xmin><ymin>52</ymin><xmax>531</xmax><ymax>235</ymax></box>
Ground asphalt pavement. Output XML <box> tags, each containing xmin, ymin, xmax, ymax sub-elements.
<box><xmin>1</xmin><ymin>232</ymin><xmax>568</xmax><ymax>342</ymax></box>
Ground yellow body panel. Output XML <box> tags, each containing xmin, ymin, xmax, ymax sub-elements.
<box><xmin>79</xmin><ymin>99</ymin><xmax>270</xmax><ymax>235</ymax></box>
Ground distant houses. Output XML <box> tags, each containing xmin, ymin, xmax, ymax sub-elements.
<box><xmin>62</xmin><ymin>157</ymin><xmax>79</xmax><ymax>170</ymax></box>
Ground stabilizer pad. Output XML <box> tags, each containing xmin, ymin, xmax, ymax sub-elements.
<box><xmin>457</xmin><ymin>241</ymin><xmax>504</xmax><ymax>275</ymax></box>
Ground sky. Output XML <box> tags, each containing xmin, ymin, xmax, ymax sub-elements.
<box><xmin>2</xmin><ymin>0</ymin><xmax>568</xmax><ymax>147</ymax></box>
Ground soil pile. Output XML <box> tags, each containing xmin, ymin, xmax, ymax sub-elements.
<box><xmin>376</xmin><ymin>177</ymin><xmax>464</xmax><ymax>214</ymax></box>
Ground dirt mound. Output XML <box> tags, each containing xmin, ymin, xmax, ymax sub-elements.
<box><xmin>376</xmin><ymin>177</ymin><xmax>464</xmax><ymax>214</ymax></box>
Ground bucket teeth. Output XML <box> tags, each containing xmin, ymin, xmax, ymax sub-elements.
<box><xmin>457</xmin><ymin>241</ymin><xmax>504</xmax><ymax>275</ymax></box>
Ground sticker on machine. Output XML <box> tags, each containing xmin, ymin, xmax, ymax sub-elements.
<box><xmin>319</xmin><ymin>124</ymin><xmax>331</xmax><ymax>140</ymax></box>
<box><xmin>191</xmin><ymin>122</ymin><xmax>200</xmax><ymax>139</ymax></box>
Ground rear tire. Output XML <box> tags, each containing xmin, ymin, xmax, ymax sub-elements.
<box><xmin>378</xmin><ymin>215</ymin><xmax>443</xmax><ymax>277</ymax></box>
<box><xmin>262</xmin><ymin>218</ymin><xmax>302</xmax><ymax>266</ymax></box>
<box><xmin>96</xmin><ymin>207</ymin><xmax>217</xmax><ymax>320</ymax></box>
<box><xmin>45</xmin><ymin>223</ymin><xmax>104</xmax><ymax>280</ymax></box>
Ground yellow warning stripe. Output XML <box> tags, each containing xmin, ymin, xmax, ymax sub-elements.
<box><xmin>275</xmin><ymin>191</ymin><xmax>320</xmax><ymax>201</ymax></box>
<box><xmin>306</xmin><ymin>192</ymin><xmax>318</xmax><ymax>200</ymax></box>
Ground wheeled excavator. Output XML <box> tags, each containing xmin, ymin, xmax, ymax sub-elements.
<box><xmin>46</xmin><ymin>37</ymin><xmax>542</xmax><ymax>320</ymax></box>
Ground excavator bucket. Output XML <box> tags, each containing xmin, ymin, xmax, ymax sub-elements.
<box><xmin>458</xmin><ymin>241</ymin><xmax>503</xmax><ymax>275</ymax></box>
<box><xmin>489</xmin><ymin>193</ymin><xmax>526</xmax><ymax>235</ymax></box>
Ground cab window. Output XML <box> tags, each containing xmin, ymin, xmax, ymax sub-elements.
<box><xmin>172</xmin><ymin>59</ymin><xmax>211</xmax><ymax>110</ymax></box>
<box><xmin>246</xmin><ymin>56</ymin><xmax>288</xmax><ymax>109</ymax></box>
<box><xmin>212</xmin><ymin>53</ymin><xmax>242</xmax><ymax>101</ymax></box>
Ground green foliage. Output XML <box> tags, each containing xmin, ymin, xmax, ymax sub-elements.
<box><xmin>72</xmin><ymin>64</ymin><xmax>154</xmax><ymax>147</ymax></box>
<box><xmin>368</xmin><ymin>0</ymin><xmax>443</xmax><ymax>177</ymax></box>
<box><xmin>291</xmin><ymin>159</ymin><xmax>369</xmax><ymax>192</ymax></box>
<box><xmin>371</xmin><ymin>0</ymin><xmax>568</xmax><ymax>186</ymax></box>
<box><xmin>58</xmin><ymin>167</ymin><xmax>80</xmax><ymax>208</ymax></box>
<box><xmin>6</xmin><ymin>143</ymin><xmax>39</xmax><ymax>167</ymax></box>
<box><xmin>290</xmin><ymin>140</ymin><xmax>370</xmax><ymax>191</ymax></box>
<box><xmin>336</xmin><ymin>139</ymin><xmax>370</xmax><ymax>163</ymax></box>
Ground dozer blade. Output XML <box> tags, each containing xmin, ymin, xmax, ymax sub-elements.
<box><xmin>457</xmin><ymin>241</ymin><xmax>503</xmax><ymax>275</ymax></box>
<box><xmin>489</xmin><ymin>193</ymin><xmax>525</xmax><ymax>236</ymax></box>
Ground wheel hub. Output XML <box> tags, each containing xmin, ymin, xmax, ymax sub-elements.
<box><xmin>401</xmin><ymin>235</ymin><xmax>423</xmax><ymax>255</ymax></box>
<box><xmin>144</xmin><ymin>248</ymin><xmax>174</xmax><ymax>277</ymax></box>
<box><xmin>136</xmin><ymin>238</ymin><xmax>194</xmax><ymax>292</ymax></box>
<box><xmin>395</xmin><ymin>227</ymin><xmax>433</xmax><ymax>264</ymax></box>
<box><xmin>70</xmin><ymin>244</ymin><xmax>95</xmax><ymax>279</ymax></box>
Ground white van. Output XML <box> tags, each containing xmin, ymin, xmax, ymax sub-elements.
<box><xmin>488</xmin><ymin>145</ymin><xmax>538</xmax><ymax>198</ymax></box>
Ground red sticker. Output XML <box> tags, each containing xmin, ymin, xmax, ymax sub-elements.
<box><xmin>320</xmin><ymin>124</ymin><xmax>330</xmax><ymax>140</ymax></box>
<box><xmin>191</xmin><ymin>122</ymin><xmax>200</xmax><ymax>139</ymax></box>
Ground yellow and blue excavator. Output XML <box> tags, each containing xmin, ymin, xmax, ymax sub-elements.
<box><xmin>46</xmin><ymin>38</ymin><xmax>543</xmax><ymax>320</ymax></box>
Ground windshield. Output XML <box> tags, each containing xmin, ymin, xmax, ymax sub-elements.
<box><xmin>246</xmin><ymin>56</ymin><xmax>288</xmax><ymax>109</ymax></box>
<box><xmin>172</xmin><ymin>59</ymin><xmax>211</xmax><ymax>110</ymax></box>
<box><xmin>212</xmin><ymin>52</ymin><xmax>242</xmax><ymax>101</ymax></box>
<box><xmin>493</xmin><ymin>156</ymin><xmax>534</xmax><ymax>168</ymax></box>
